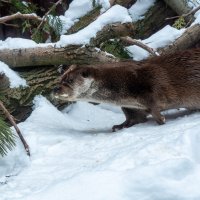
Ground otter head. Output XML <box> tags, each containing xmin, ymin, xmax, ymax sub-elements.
<box><xmin>52</xmin><ymin>65</ymin><xmax>95</xmax><ymax>102</ymax></box>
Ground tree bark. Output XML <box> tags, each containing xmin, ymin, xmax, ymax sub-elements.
<box><xmin>163</xmin><ymin>0</ymin><xmax>193</xmax><ymax>22</ymax></box>
<box><xmin>0</xmin><ymin>45</ymin><xmax>118</xmax><ymax>68</ymax></box>
<box><xmin>163</xmin><ymin>0</ymin><xmax>191</xmax><ymax>15</ymax></box>
<box><xmin>0</xmin><ymin>66</ymin><xmax>58</xmax><ymax>121</ymax></box>
<box><xmin>115</xmin><ymin>0</ymin><xmax>136</xmax><ymax>8</ymax></box>
<box><xmin>132</xmin><ymin>0</ymin><xmax>176</xmax><ymax>39</ymax></box>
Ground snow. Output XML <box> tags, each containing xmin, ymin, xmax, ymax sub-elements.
<box><xmin>129</xmin><ymin>0</ymin><xmax>156</xmax><ymax>22</ymax></box>
<box><xmin>0</xmin><ymin>61</ymin><xmax>27</xmax><ymax>88</ymax></box>
<box><xmin>127</xmin><ymin>25</ymin><xmax>185</xmax><ymax>61</ymax></box>
<box><xmin>57</xmin><ymin>5</ymin><xmax>132</xmax><ymax>47</ymax></box>
<box><xmin>64</xmin><ymin>0</ymin><xmax>110</xmax><ymax>20</ymax></box>
<box><xmin>59</xmin><ymin>0</ymin><xmax>110</xmax><ymax>34</ymax></box>
<box><xmin>188</xmin><ymin>0</ymin><xmax>200</xmax><ymax>25</ymax></box>
<box><xmin>59</xmin><ymin>0</ymin><xmax>93</xmax><ymax>34</ymax></box>
<box><xmin>65</xmin><ymin>0</ymin><xmax>93</xmax><ymax>20</ymax></box>
<box><xmin>1</xmin><ymin>96</ymin><xmax>200</xmax><ymax>199</ymax></box>
<box><xmin>192</xmin><ymin>10</ymin><xmax>200</xmax><ymax>25</ymax></box>
<box><xmin>0</xmin><ymin>37</ymin><xmax>52</xmax><ymax>50</ymax></box>
<box><xmin>0</xmin><ymin>38</ymin><xmax>38</xmax><ymax>50</ymax></box>
<box><xmin>97</xmin><ymin>0</ymin><xmax>111</xmax><ymax>13</ymax></box>
<box><xmin>0</xmin><ymin>39</ymin><xmax>33</xmax><ymax>88</ymax></box>
<box><xmin>187</xmin><ymin>0</ymin><xmax>200</xmax><ymax>8</ymax></box>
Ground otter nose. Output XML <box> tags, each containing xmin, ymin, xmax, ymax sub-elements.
<box><xmin>53</xmin><ymin>86</ymin><xmax>61</xmax><ymax>93</ymax></box>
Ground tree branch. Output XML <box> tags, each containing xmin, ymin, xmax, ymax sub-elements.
<box><xmin>0</xmin><ymin>101</ymin><xmax>30</xmax><ymax>156</ymax></box>
<box><xmin>120</xmin><ymin>36</ymin><xmax>158</xmax><ymax>56</ymax></box>
<box><xmin>1</xmin><ymin>22</ymin><xmax>19</xmax><ymax>28</ymax></box>
<box><xmin>0</xmin><ymin>12</ymin><xmax>42</xmax><ymax>24</ymax></box>
<box><xmin>166</xmin><ymin>5</ymin><xmax>200</xmax><ymax>20</ymax></box>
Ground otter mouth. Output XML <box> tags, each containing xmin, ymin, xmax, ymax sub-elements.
<box><xmin>53</xmin><ymin>91</ymin><xmax>75</xmax><ymax>102</ymax></box>
<box><xmin>56</xmin><ymin>93</ymin><xmax>69</xmax><ymax>99</ymax></box>
<box><xmin>54</xmin><ymin>94</ymin><xmax>68</xmax><ymax>99</ymax></box>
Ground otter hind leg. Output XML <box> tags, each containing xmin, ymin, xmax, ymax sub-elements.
<box><xmin>112</xmin><ymin>107</ymin><xmax>148</xmax><ymax>132</ymax></box>
<box><xmin>150</xmin><ymin>107</ymin><xmax>166</xmax><ymax>125</ymax></box>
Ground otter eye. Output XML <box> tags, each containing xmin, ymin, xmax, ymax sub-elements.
<box><xmin>67</xmin><ymin>78</ymin><xmax>73</xmax><ymax>84</ymax></box>
<box><xmin>81</xmin><ymin>71</ymin><xmax>89</xmax><ymax>78</ymax></box>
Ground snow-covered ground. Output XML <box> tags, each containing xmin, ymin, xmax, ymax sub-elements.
<box><xmin>1</xmin><ymin>0</ymin><xmax>200</xmax><ymax>199</ymax></box>
<box><xmin>1</xmin><ymin>96</ymin><xmax>200</xmax><ymax>200</ymax></box>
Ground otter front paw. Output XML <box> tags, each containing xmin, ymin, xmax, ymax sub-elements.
<box><xmin>112</xmin><ymin>120</ymin><xmax>136</xmax><ymax>132</ymax></box>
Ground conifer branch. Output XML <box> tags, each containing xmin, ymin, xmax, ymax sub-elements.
<box><xmin>0</xmin><ymin>101</ymin><xmax>30</xmax><ymax>156</ymax></box>
<box><xmin>32</xmin><ymin>0</ymin><xmax>63</xmax><ymax>39</ymax></box>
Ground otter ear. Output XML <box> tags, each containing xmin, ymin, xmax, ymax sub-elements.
<box><xmin>80</xmin><ymin>68</ymin><xmax>90</xmax><ymax>78</ymax></box>
<box><xmin>61</xmin><ymin>64</ymin><xmax>77</xmax><ymax>81</ymax></box>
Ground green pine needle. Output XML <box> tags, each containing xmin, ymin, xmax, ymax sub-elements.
<box><xmin>173</xmin><ymin>16</ymin><xmax>186</xmax><ymax>30</ymax></box>
<box><xmin>0</xmin><ymin>117</ymin><xmax>16</xmax><ymax>157</ymax></box>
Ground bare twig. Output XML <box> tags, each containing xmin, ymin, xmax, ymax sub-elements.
<box><xmin>0</xmin><ymin>101</ymin><xmax>30</xmax><ymax>156</ymax></box>
<box><xmin>32</xmin><ymin>0</ymin><xmax>63</xmax><ymax>38</ymax></box>
<box><xmin>166</xmin><ymin>5</ymin><xmax>200</xmax><ymax>20</ymax></box>
<box><xmin>2</xmin><ymin>22</ymin><xmax>19</xmax><ymax>28</ymax></box>
<box><xmin>0</xmin><ymin>0</ymin><xmax>10</xmax><ymax>3</ymax></box>
<box><xmin>0</xmin><ymin>12</ymin><xmax>43</xmax><ymax>24</ymax></box>
<box><xmin>120</xmin><ymin>36</ymin><xmax>158</xmax><ymax>56</ymax></box>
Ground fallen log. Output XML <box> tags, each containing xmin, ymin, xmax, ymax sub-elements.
<box><xmin>0</xmin><ymin>45</ymin><xmax>117</xmax><ymax>68</ymax></box>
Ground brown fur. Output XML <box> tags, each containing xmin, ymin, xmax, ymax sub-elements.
<box><xmin>52</xmin><ymin>48</ymin><xmax>200</xmax><ymax>131</ymax></box>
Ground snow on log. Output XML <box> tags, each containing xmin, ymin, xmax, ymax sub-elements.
<box><xmin>160</xmin><ymin>23</ymin><xmax>200</xmax><ymax>54</ymax></box>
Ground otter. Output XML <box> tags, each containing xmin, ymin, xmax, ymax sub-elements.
<box><xmin>52</xmin><ymin>48</ymin><xmax>200</xmax><ymax>132</ymax></box>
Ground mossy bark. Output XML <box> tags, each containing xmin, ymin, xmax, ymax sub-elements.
<box><xmin>1</xmin><ymin>67</ymin><xmax>59</xmax><ymax>121</ymax></box>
